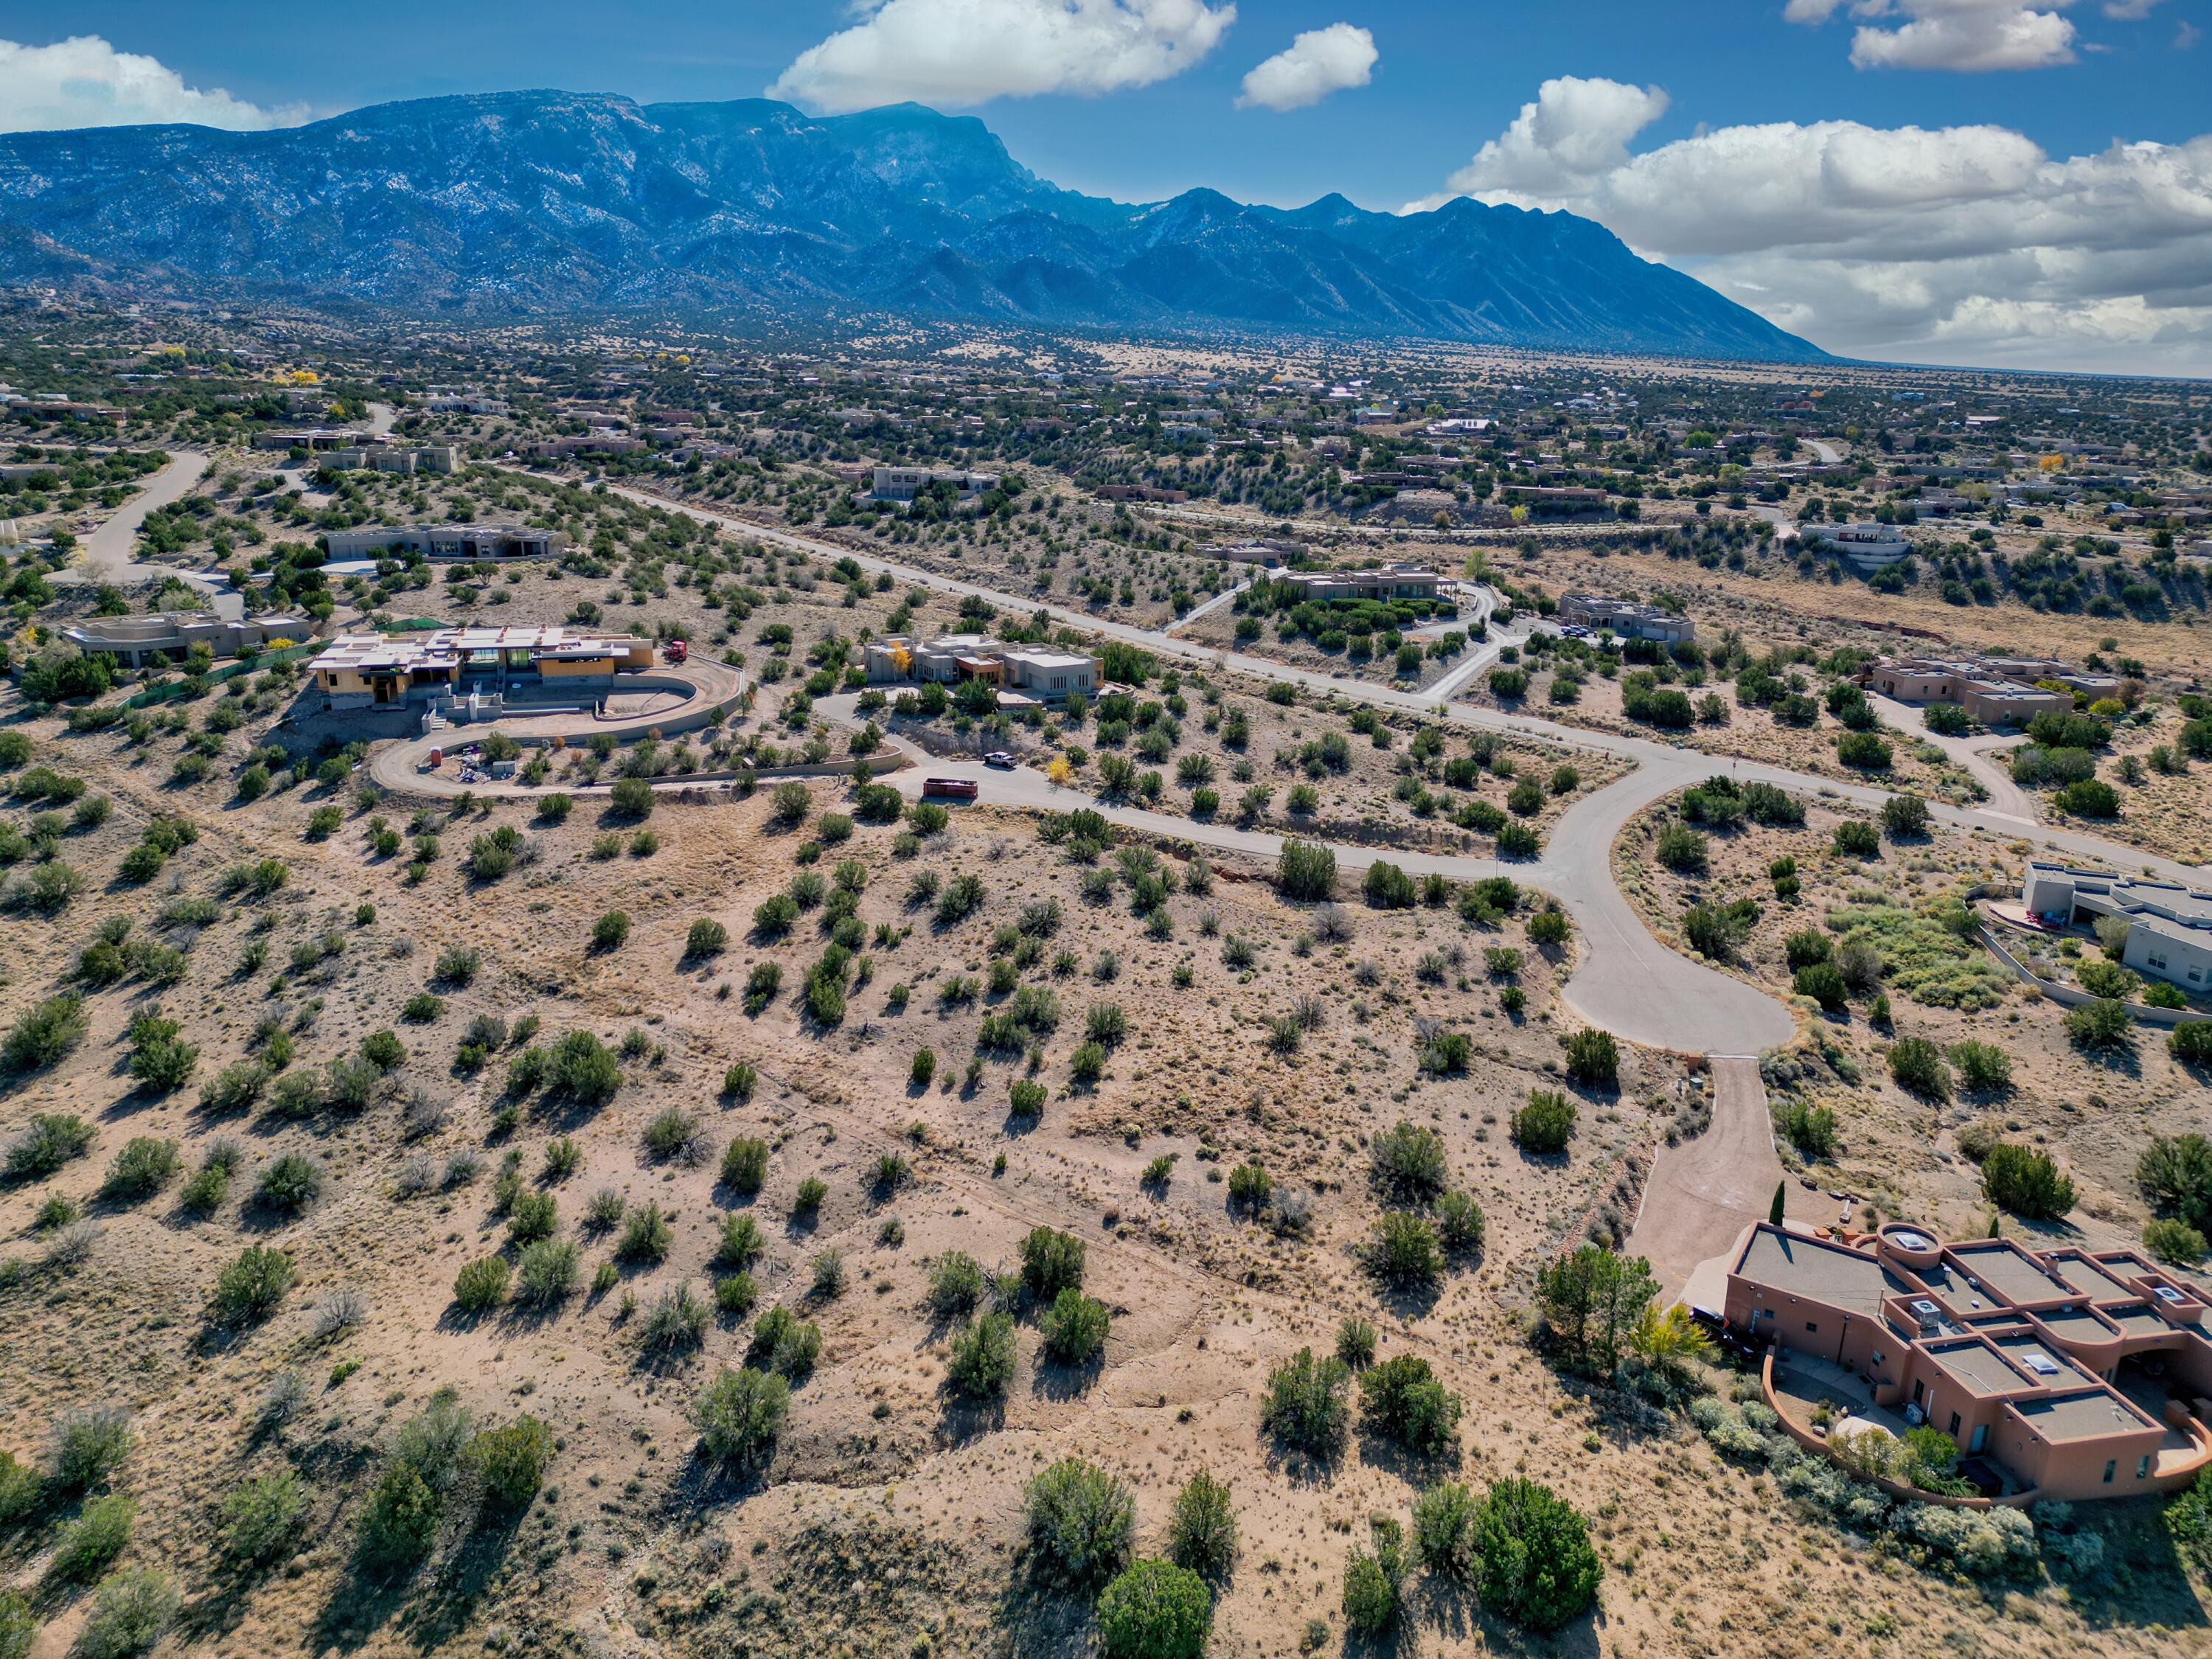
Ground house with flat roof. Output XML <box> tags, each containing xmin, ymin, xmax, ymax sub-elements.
<box><xmin>2022</xmin><ymin>861</ymin><xmax>2212</xmax><ymax>992</ymax></box>
<box><xmin>868</xmin><ymin>467</ymin><xmax>1000</xmax><ymax>503</ymax></box>
<box><xmin>322</xmin><ymin>524</ymin><xmax>570</xmax><ymax>562</ymax></box>
<box><xmin>1867</xmin><ymin>658</ymin><xmax>2073</xmax><ymax>726</ymax></box>
<box><xmin>1809</xmin><ymin>522</ymin><xmax>1913</xmax><ymax>571</ymax></box>
<box><xmin>63</xmin><ymin>597</ymin><xmax>313</xmax><ymax>667</ymax></box>
<box><xmin>1558</xmin><ymin>593</ymin><xmax>1695</xmax><ymax>644</ymax></box>
<box><xmin>863</xmin><ymin>635</ymin><xmax>1099</xmax><ymax>703</ymax></box>
<box><xmin>1724</xmin><ymin>1221</ymin><xmax>2212</xmax><ymax>1502</ymax></box>
<box><xmin>306</xmin><ymin>627</ymin><xmax>654</xmax><ymax>710</ymax></box>
<box><xmin>324</xmin><ymin>445</ymin><xmax>456</xmax><ymax>476</ymax></box>
<box><xmin>1267</xmin><ymin>564</ymin><xmax>1442</xmax><ymax>604</ymax></box>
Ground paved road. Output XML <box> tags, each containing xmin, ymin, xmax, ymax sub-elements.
<box><xmin>1162</xmin><ymin>577</ymin><xmax>1253</xmax><ymax>636</ymax></box>
<box><xmin>53</xmin><ymin>448</ymin><xmax>212</xmax><ymax>588</ymax></box>
<box><xmin>503</xmin><ymin>474</ymin><xmax>2209</xmax><ymax>1051</ymax></box>
<box><xmin>1870</xmin><ymin>690</ymin><xmax>2037</xmax><ymax>824</ymax></box>
<box><xmin>1630</xmin><ymin>1055</ymin><xmax>1788</xmax><ymax>1305</ymax></box>
<box><xmin>1806</xmin><ymin>439</ymin><xmax>1845</xmax><ymax>465</ymax></box>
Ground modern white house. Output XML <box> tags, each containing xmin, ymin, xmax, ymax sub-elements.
<box><xmin>1810</xmin><ymin>522</ymin><xmax>1914</xmax><ymax>571</ymax></box>
<box><xmin>321</xmin><ymin>524</ymin><xmax>570</xmax><ymax>560</ymax></box>
<box><xmin>63</xmin><ymin>594</ymin><xmax>313</xmax><ymax>667</ymax></box>
<box><xmin>2022</xmin><ymin>862</ymin><xmax>2212</xmax><ymax>994</ymax></box>
<box><xmin>1266</xmin><ymin>564</ymin><xmax>1444</xmax><ymax>603</ymax></box>
<box><xmin>868</xmin><ymin>467</ymin><xmax>1001</xmax><ymax>502</ymax></box>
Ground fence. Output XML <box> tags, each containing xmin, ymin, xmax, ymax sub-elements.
<box><xmin>121</xmin><ymin>642</ymin><xmax>321</xmax><ymax>709</ymax></box>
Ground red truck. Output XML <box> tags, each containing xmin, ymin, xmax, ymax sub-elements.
<box><xmin>922</xmin><ymin>777</ymin><xmax>979</xmax><ymax>801</ymax></box>
<box><xmin>662</xmin><ymin>639</ymin><xmax>689</xmax><ymax>664</ymax></box>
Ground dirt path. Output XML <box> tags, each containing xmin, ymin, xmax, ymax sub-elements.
<box><xmin>1627</xmin><ymin>1054</ymin><xmax>1791</xmax><ymax>1307</ymax></box>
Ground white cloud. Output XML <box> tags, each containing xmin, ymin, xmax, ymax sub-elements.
<box><xmin>1235</xmin><ymin>23</ymin><xmax>1376</xmax><ymax>111</ymax></box>
<box><xmin>0</xmin><ymin>35</ymin><xmax>305</xmax><ymax>133</ymax></box>
<box><xmin>769</xmin><ymin>0</ymin><xmax>1236</xmax><ymax>114</ymax></box>
<box><xmin>1441</xmin><ymin>76</ymin><xmax>1669</xmax><ymax>198</ymax></box>
<box><xmin>1784</xmin><ymin>1</ymin><xmax>2081</xmax><ymax>72</ymax></box>
<box><xmin>1418</xmin><ymin>75</ymin><xmax>2212</xmax><ymax>373</ymax></box>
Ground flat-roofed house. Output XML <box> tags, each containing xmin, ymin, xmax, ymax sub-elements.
<box><xmin>1723</xmin><ymin>1220</ymin><xmax>2212</xmax><ymax>1502</ymax></box>
<box><xmin>64</xmin><ymin>599</ymin><xmax>313</xmax><ymax>667</ymax></box>
<box><xmin>1558</xmin><ymin>593</ymin><xmax>1696</xmax><ymax>644</ymax></box>
<box><xmin>322</xmin><ymin>524</ymin><xmax>571</xmax><ymax>561</ymax></box>
<box><xmin>1269</xmin><ymin>564</ymin><xmax>1442</xmax><ymax>603</ymax></box>
<box><xmin>2021</xmin><ymin>861</ymin><xmax>2212</xmax><ymax>992</ymax></box>
<box><xmin>307</xmin><ymin>627</ymin><xmax>653</xmax><ymax>710</ymax></box>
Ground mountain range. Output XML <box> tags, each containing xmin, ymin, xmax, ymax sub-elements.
<box><xmin>0</xmin><ymin>91</ymin><xmax>1828</xmax><ymax>363</ymax></box>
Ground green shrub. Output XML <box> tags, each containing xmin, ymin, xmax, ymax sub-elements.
<box><xmin>1368</xmin><ymin>1120</ymin><xmax>1447</xmax><ymax>1204</ymax></box>
<box><xmin>1983</xmin><ymin>1143</ymin><xmax>2076</xmax><ymax>1220</ymax></box>
<box><xmin>684</xmin><ymin>918</ymin><xmax>729</xmax><ymax>958</ymax></box>
<box><xmin>2144</xmin><ymin>1218</ymin><xmax>2208</xmax><ymax>1265</ymax></box>
<box><xmin>507</xmin><ymin>1189</ymin><xmax>557</xmax><ymax>1244</ymax></box>
<box><xmin>1510</xmin><ymin>1089</ymin><xmax>1576</xmax><ymax>1152</ymax></box>
<box><xmin>692</xmin><ymin>1366</ymin><xmax>790</xmax><ymax>1464</ymax></box>
<box><xmin>220</xmin><ymin>1470</ymin><xmax>307</xmax><ymax>1563</ymax></box>
<box><xmin>4</xmin><ymin>1110</ymin><xmax>95</xmax><ymax>1180</ymax></box>
<box><xmin>0</xmin><ymin>1451</ymin><xmax>38</xmax><ymax>1524</ymax></box>
<box><xmin>1562</xmin><ymin>1027</ymin><xmax>1619</xmax><ymax>1088</ymax></box>
<box><xmin>1165</xmin><ymin>1470</ymin><xmax>1237</xmax><ymax>1577</ymax></box>
<box><xmin>1434</xmin><ymin>1189</ymin><xmax>1486</xmax><ymax>1256</ymax></box>
<box><xmin>515</xmin><ymin>1239</ymin><xmax>580</xmax><ymax>1304</ymax></box>
<box><xmin>592</xmin><ymin>910</ymin><xmax>630</xmax><ymax>950</ymax></box>
<box><xmin>52</xmin><ymin>1492</ymin><xmax>134</xmax><ymax>1581</ymax></box>
<box><xmin>1335</xmin><ymin>1316</ymin><xmax>1377</xmax><ymax>1371</ymax></box>
<box><xmin>1793</xmin><ymin>961</ymin><xmax>1849</xmax><ymax>1012</ymax></box>
<box><xmin>946</xmin><ymin>1311</ymin><xmax>1018</xmax><ymax>1399</ymax></box>
<box><xmin>1412</xmin><ymin>1480</ymin><xmax>1478</xmax><ymax>1579</ymax></box>
<box><xmin>1360</xmin><ymin>1355</ymin><xmax>1461</xmax><ymax>1453</ymax></box>
<box><xmin>2138</xmin><ymin>1133</ymin><xmax>2212</xmax><ymax>1232</ymax></box>
<box><xmin>547</xmin><ymin>1029</ymin><xmax>622</xmax><ymax>1102</ymax></box>
<box><xmin>1950</xmin><ymin>1040</ymin><xmax>2013</xmax><ymax>1094</ymax></box>
<box><xmin>618</xmin><ymin>1200</ymin><xmax>672</xmax><ymax>1262</ymax></box>
<box><xmin>1040</xmin><ymin>1287</ymin><xmax>1110</xmax><ymax>1365</ymax></box>
<box><xmin>1261</xmin><ymin>1348</ymin><xmax>1351</xmax><ymax>1456</ymax></box>
<box><xmin>1020</xmin><ymin>1226</ymin><xmax>1085</xmax><ymax>1299</ymax></box>
<box><xmin>1341</xmin><ymin>1519</ymin><xmax>1407</xmax><ymax>1635</ymax></box>
<box><xmin>2171</xmin><ymin>1020</ymin><xmax>2212</xmax><ymax>1066</ymax></box>
<box><xmin>1096</xmin><ymin>1559</ymin><xmax>1212</xmax><ymax>1659</ymax></box>
<box><xmin>2064</xmin><ymin>997</ymin><xmax>2133</xmax><ymax>1051</ymax></box>
<box><xmin>1026</xmin><ymin>1458</ymin><xmax>1135</xmax><ymax>1585</ymax></box>
<box><xmin>3</xmin><ymin>993</ymin><xmax>88</xmax><ymax>1075</ymax></box>
<box><xmin>102</xmin><ymin>1136</ymin><xmax>178</xmax><ymax>1200</ymax></box>
<box><xmin>49</xmin><ymin>1405</ymin><xmax>133</xmax><ymax>1492</ymax></box>
<box><xmin>1832</xmin><ymin>820</ymin><xmax>1881</xmax><ymax>857</ymax></box>
<box><xmin>472</xmin><ymin>1416</ymin><xmax>553</xmax><ymax>1508</ymax></box>
<box><xmin>72</xmin><ymin>1570</ymin><xmax>179</xmax><ymax>1659</ymax></box>
<box><xmin>1363</xmin><ymin>860</ymin><xmax>1416</xmax><ymax>908</ymax></box>
<box><xmin>1780</xmin><ymin>1102</ymin><xmax>1837</xmax><ymax>1159</ymax></box>
<box><xmin>747</xmin><ymin>1306</ymin><xmax>823</xmax><ymax>1378</ymax></box>
<box><xmin>1225</xmin><ymin>1161</ymin><xmax>1271</xmax><ymax>1212</ymax></box>
<box><xmin>1655</xmin><ymin>821</ymin><xmax>1708</xmax><ymax>873</ymax></box>
<box><xmin>720</xmin><ymin>1137</ymin><xmax>769</xmax><ymax>1194</ymax></box>
<box><xmin>1887</xmin><ymin>1037</ymin><xmax>1951</xmax><ymax>1100</ymax></box>
<box><xmin>453</xmin><ymin>1256</ymin><xmax>510</xmax><ymax>1311</ymax></box>
<box><xmin>1370</xmin><ymin>1211</ymin><xmax>1443</xmax><ymax>1286</ymax></box>
<box><xmin>358</xmin><ymin>1463</ymin><xmax>440</xmax><ymax>1573</ymax></box>
<box><xmin>211</xmin><ymin>1245</ymin><xmax>295</xmax><ymax>1323</ymax></box>
<box><xmin>1276</xmin><ymin>840</ymin><xmax>1336</xmax><ymax>901</ymax></box>
<box><xmin>1469</xmin><ymin>1478</ymin><xmax>1604</xmax><ymax>1632</ymax></box>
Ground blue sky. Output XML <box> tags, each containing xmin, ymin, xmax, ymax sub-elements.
<box><xmin>1</xmin><ymin>3</ymin><xmax>2208</xmax><ymax>373</ymax></box>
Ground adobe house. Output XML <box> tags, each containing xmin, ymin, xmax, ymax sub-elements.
<box><xmin>1724</xmin><ymin>1222</ymin><xmax>2212</xmax><ymax>1503</ymax></box>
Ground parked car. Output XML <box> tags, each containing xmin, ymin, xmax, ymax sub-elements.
<box><xmin>922</xmin><ymin>777</ymin><xmax>979</xmax><ymax>801</ymax></box>
<box><xmin>984</xmin><ymin>751</ymin><xmax>1016</xmax><ymax>769</ymax></box>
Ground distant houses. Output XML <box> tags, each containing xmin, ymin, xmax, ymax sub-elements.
<box><xmin>867</xmin><ymin>467</ymin><xmax>1001</xmax><ymax>502</ymax></box>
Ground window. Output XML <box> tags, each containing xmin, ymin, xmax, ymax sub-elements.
<box><xmin>2138</xmin><ymin>1455</ymin><xmax>2152</xmax><ymax>1480</ymax></box>
<box><xmin>2147</xmin><ymin>951</ymin><xmax>2167</xmax><ymax>970</ymax></box>
<box><xmin>2103</xmin><ymin>1460</ymin><xmax>2117</xmax><ymax>1485</ymax></box>
<box><xmin>1947</xmin><ymin>1412</ymin><xmax>1961</xmax><ymax>1436</ymax></box>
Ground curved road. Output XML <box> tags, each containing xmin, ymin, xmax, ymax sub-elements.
<box><xmin>53</xmin><ymin>447</ymin><xmax>212</xmax><ymax>588</ymax></box>
<box><xmin>490</xmin><ymin>473</ymin><xmax>2203</xmax><ymax>1046</ymax></box>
